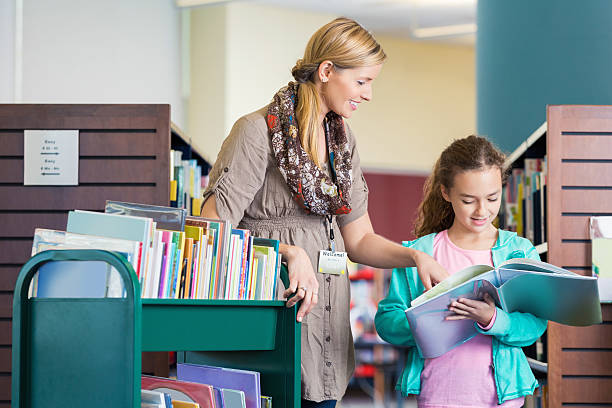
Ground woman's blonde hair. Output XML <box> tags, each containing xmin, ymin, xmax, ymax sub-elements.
<box><xmin>291</xmin><ymin>17</ymin><xmax>386</xmax><ymax>166</ymax></box>
<box><xmin>414</xmin><ymin>135</ymin><xmax>508</xmax><ymax>237</ymax></box>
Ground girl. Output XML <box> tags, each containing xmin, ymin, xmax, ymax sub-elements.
<box><xmin>200</xmin><ymin>18</ymin><xmax>448</xmax><ymax>407</ymax></box>
<box><xmin>375</xmin><ymin>135</ymin><xmax>547</xmax><ymax>407</ymax></box>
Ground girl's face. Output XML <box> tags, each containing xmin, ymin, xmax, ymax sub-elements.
<box><xmin>319</xmin><ymin>64</ymin><xmax>383</xmax><ymax>119</ymax></box>
<box><xmin>441</xmin><ymin>166</ymin><xmax>502</xmax><ymax>235</ymax></box>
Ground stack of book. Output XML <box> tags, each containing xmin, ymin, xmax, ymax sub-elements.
<box><xmin>31</xmin><ymin>201</ymin><xmax>281</xmax><ymax>300</ymax></box>
<box><xmin>501</xmin><ymin>158</ymin><xmax>547</xmax><ymax>245</ymax></box>
<box><xmin>141</xmin><ymin>362</ymin><xmax>272</xmax><ymax>407</ymax></box>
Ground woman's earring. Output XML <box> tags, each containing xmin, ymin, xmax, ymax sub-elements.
<box><xmin>321</xmin><ymin>77</ymin><xmax>328</xmax><ymax>83</ymax></box>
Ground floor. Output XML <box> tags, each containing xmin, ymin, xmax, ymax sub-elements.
<box><xmin>338</xmin><ymin>385</ymin><xmax>417</xmax><ymax>408</ymax></box>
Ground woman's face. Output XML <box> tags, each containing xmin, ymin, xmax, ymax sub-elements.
<box><xmin>320</xmin><ymin>64</ymin><xmax>383</xmax><ymax>119</ymax></box>
<box><xmin>441</xmin><ymin>166</ymin><xmax>503</xmax><ymax>235</ymax></box>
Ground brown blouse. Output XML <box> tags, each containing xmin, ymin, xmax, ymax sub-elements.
<box><xmin>202</xmin><ymin>106</ymin><xmax>369</xmax><ymax>402</ymax></box>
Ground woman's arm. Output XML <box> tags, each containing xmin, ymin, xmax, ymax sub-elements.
<box><xmin>202</xmin><ymin>195</ymin><xmax>318</xmax><ymax>322</ymax></box>
<box><xmin>340</xmin><ymin>212</ymin><xmax>448</xmax><ymax>289</ymax></box>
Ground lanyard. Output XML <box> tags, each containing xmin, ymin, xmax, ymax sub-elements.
<box><xmin>324</xmin><ymin>117</ymin><xmax>336</xmax><ymax>252</ymax></box>
<box><xmin>326</xmin><ymin>215</ymin><xmax>335</xmax><ymax>252</ymax></box>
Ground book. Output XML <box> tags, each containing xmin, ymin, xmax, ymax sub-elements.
<box><xmin>405</xmin><ymin>258</ymin><xmax>602</xmax><ymax>358</ymax></box>
<box><xmin>141</xmin><ymin>375</ymin><xmax>215</xmax><ymax>408</ymax></box>
<box><xmin>105</xmin><ymin>200</ymin><xmax>186</xmax><ymax>231</ymax></box>
<box><xmin>252</xmin><ymin>238</ymin><xmax>281</xmax><ymax>300</ymax></box>
<box><xmin>260</xmin><ymin>396</ymin><xmax>272</xmax><ymax>408</ymax></box>
<box><xmin>177</xmin><ymin>363</ymin><xmax>261</xmax><ymax>408</ymax></box>
<box><xmin>66</xmin><ymin>210</ymin><xmax>153</xmax><ymax>281</ymax></box>
<box><xmin>591</xmin><ymin>216</ymin><xmax>612</xmax><ymax>302</ymax></box>
<box><xmin>31</xmin><ymin>228</ymin><xmax>141</xmax><ymax>297</ymax></box>
<box><xmin>222</xmin><ymin>389</ymin><xmax>246</xmax><ymax>408</ymax></box>
<box><xmin>186</xmin><ymin>216</ymin><xmax>232</xmax><ymax>299</ymax></box>
<box><xmin>172</xmin><ymin>401</ymin><xmax>200</xmax><ymax>408</ymax></box>
<box><xmin>141</xmin><ymin>389</ymin><xmax>171</xmax><ymax>408</ymax></box>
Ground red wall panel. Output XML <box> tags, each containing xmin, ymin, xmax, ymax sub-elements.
<box><xmin>363</xmin><ymin>171</ymin><xmax>428</xmax><ymax>244</ymax></box>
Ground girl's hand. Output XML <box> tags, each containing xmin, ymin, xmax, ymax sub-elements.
<box><xmin>413</xmin><ymin>251</ymin><xmax>450</xmax><ymax>290</ymax></box>
<box><xmin>283</xmin><ymin>245</ymin><xmax>319</xmax><ymax>323</ymax></box>
<box><xmin>446</xmin><ymin>293</ymin><xmax>496</xmax><ymax>326</ymax></box>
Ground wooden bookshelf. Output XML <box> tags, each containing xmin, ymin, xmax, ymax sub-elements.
<box><xmin>171</xmin><ymin>122</ymin><xmax>212</xmax><ymax>174</ymax></box>
<box><xmin>546</xmin><ymin>105</ymin><xmax>612</xmax><ymax>406</ymax></box>
<box><xmin>0</xmin><ymin>104</ymin><xmax>171</xmax><ymax>407</ymax></box>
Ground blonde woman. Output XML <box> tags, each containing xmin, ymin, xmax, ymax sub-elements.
<box><xmin>201</xmin><ymin>17</ymin><xmax>448</xmax><ymax>407</ymax></box>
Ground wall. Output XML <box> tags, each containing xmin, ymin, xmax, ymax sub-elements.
<box><xmin>189</xmin><ymin>2</ymin><xmax>334</xmax><ymax>159</ymax></box>
<box><xmin>189</xmin><ymin>2</ymin><xmax>476</xmax><ymax>173</ymax></box>
<box><xmin>12</xmin><ymin>0</ymin><xmax>187</xmax><ymax>128</ymax></box>
<box><xmin>189</xmin><ymin>5</ymin><xmax>227</xmax><ymax>164</ymax></box>
<box><xmin>348</xmin><ymin>34</ymin><xmax>475</xmax><ymax>172</ymax></box>
<box><xmin>364</xmin><ymin>171</ymin><xmax>427</xmax><ymax>243</ymax></box>
<box><xmin>0</xmin><ymin>0</ymin><xmax>15</xmax><ymax>102</ymax></box>
<box><xmin>224</xmin><ymin>2</ymin><xmax>335</xmax><ymax>136</ymax></box>
<box><xmin>477</xmin><ymin>0</ymin><xmax>612</xmax><ymax>154</ymax></box>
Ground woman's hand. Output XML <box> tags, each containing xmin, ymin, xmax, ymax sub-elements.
<box><xmin>283</xmin><ymin>245</ymin><xmax>319</xmax><ymax>323</ymax></box>
<box><xmin>412</xmin><ymin>250</ymin><xmax>449</xmax><ymax>290</ymax></box>
<box><xmin>446</xmin><ymin>293</ymin><xmax>496</xmax><ymax>327</ymax></box>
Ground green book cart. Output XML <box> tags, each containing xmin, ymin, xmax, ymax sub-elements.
<box><xmin>12</xmin><ymin>249</ymin><xmax>142</xmax><ymax>408</ymax></box>
<box><xmin>12</xmin><ymin>249</ymin><xmax>300</xmax><ymax>408</ymax></box>
<box><xmin>142</xmin><ymin>266</ymin><xmax>301</xmax><ymax>408</ymax></box>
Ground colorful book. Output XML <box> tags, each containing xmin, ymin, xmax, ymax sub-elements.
<box><xmin>141</xmin><ymin>375</ymin><xmax>215</xmax><ymax>408</ymax></box>
<box><xmin>177</xmin><ymin>363</ymin><xmax>261</xmax><ymax>408</ymax></box>
<box><xmin>405</xmin><ymin>258</ymin><xmax>602</xmax><ymax>358</ymax></box>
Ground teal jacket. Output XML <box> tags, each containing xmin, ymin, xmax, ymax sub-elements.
<box><xmin>374</xmin><ymin>229</ymin><xmax>548</xmax><ymax>404</ymax></box>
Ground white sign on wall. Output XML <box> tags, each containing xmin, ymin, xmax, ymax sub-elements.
<box><xmin>24</xmin><ymin>130</ymin><xmax>79</xmax><ymax>185</ymax></box>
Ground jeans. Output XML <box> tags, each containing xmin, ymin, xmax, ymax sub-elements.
<box><xmin>301</xmin><ymin>399</ymin><xmax>337</xmax><ymax>408</ymax></box>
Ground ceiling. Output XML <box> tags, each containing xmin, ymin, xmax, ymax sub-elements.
<box><xmin>177</xmin><ymin>0</ymin><xmax>477</xmax><ymax>45</ymax></box>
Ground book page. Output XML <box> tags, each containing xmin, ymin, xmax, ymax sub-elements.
<box><xmin>500</xmin><ymin>257</ymin><xmax>574</xmax><ymax>275</ymax></box>
<box><xmin>410</xmin><ymin>264</ymin><xmax>493</xmax><ymax>307</ymax></box>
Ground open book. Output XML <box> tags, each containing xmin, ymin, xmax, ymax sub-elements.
<box><xmin>405</xmin><ymin>258</ymin><xmax>602</xmax><ymax>358</ymax></box>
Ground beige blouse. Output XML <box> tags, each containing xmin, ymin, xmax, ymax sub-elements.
<box><xmin>202</xmin><ymin>106</ymin><xmax>369</xmax><ymax>402</ymax></box>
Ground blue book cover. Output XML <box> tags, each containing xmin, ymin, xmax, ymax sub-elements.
<box><xmin>36</xmin><ymin>260</ymin><xmax>109</xmax><ymax>298</ymax></box>
<box><xmin>405</xmin><ymin>258</ymin><xmax>602</xmax><ymax>358</ymax></box>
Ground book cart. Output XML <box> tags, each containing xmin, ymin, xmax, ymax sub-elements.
<box><xmin>12</xmin><ymin>249</ymin><xmax>301</xmax><ymax>408</ymax></box>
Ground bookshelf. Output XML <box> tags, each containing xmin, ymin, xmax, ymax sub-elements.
<box><xmin>0</xmin><ymin>104</ymin><xmax>171</xmax><ymax>407</ymax></box>
<box><xmin>171</xmin><ymin>122</ymin><xmax>212</xmax><ymax>175</ymax></box>
<box><xmin>545</xmin><ymin>105</ymin><xmax>612</xmax><ymax>406</ymax></box>
<box><xmin>501</xmin><ymin>120</ymin><xmax>549</xmax><ymax>407</ymax></box>
<box><xmin>503</xmin><ymin>106</ymin><xmax>612</xmax><ymax>406</ymax></box>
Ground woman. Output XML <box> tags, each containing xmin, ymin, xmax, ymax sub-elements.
<box><xmin>201</xmin><ymin>17</ymin><xmax>448</xmax><ymax>407</ymax></box>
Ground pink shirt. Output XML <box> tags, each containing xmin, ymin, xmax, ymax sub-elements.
<box><xmin>417</xmin><ymin>230</ymin><xmax>524</xmax><ymax>408</ymax></box>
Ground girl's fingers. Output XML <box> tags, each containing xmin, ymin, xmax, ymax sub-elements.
<box><xmin>456</xmin><ymin>298</ymin><xmax>482</xmax><ymax>308</ymax></box>
<box><xmin>449</xmin><ymin>306</ymin><xmax>470</xmax><ymax>315</ymax></box>
<box><xmin>445</xmin><ymin>314</ymin><xmax>469</xmax><ymax>321</ymax></box>
<box><xmin>483</xmin><ymin>293</ymin><xmax>496</xmax><ymax>306</ymax></box>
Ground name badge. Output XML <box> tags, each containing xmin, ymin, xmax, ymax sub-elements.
<box><xmin>318</xmin><ymin>250</ymin><xmax>348</xmax><ymax>275</ymax></box>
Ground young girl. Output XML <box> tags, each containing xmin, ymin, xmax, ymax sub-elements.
<box><xmin>375</xmin><ymin>135</ymin><xmax>547</xmax><ymax>407</ymax></box>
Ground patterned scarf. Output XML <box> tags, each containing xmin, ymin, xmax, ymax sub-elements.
<box><xmin>267</xmin><ymin>82</ymin><xmax>353</xmax><ymax>216</ymax></box>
